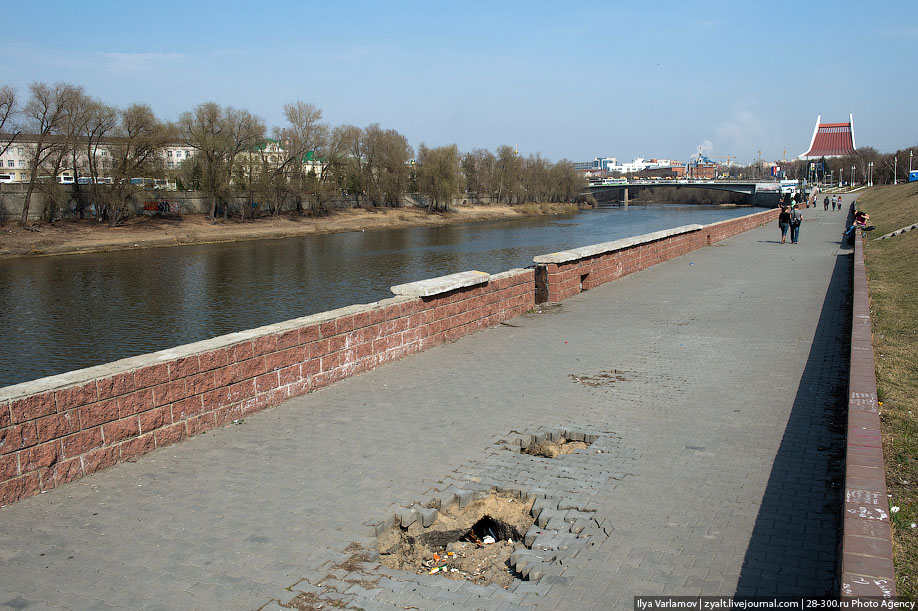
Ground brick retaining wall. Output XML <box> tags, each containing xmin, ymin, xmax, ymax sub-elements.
<box><xmin>0</xmin><ymin>209</ymin><xmax>780</xmax><ymax>507</ymax></box>
<box><xmin>840</xmin><ymin>231</ymin><xmax>897</xmax><ymax>597</ymax></box>
<box><xmin>534</xmin><ymin>208</ymin><xmax>779</xmax><ymax>303</ymax></box>
<box><xmin>0</xmin><ymin>268</ymin><xmax>535</xmax><ymax>506</ymax></box>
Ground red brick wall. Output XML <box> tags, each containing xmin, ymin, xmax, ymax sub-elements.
<box><xmin>0</xmin><ymin>269</ymin><xmax>535</xmax><ymax>507</ymax></box>
<box><xmin>536</xmin><ymin>209</ymin><xmax>779</xmax><ymax>303</ymax></box>
<box><xmin>840</xmin><ymin>232</ymin><xmax>896</xmax><ymax>597</ymax></box>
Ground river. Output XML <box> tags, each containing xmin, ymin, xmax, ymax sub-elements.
<box><xmin>0</xmin><ymin>204</ymin><xmax>757</xmax><ymax>387</ymax></box>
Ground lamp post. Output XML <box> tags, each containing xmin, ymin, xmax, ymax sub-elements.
<box><xmin>852</xmin><ymin>165</ymin><xmax>856</xmax><ymax>188</ymax></box>
<box><xmin>840</xmin><ymin>167</ymin><xmax>844</xmax><ymax>188</ymax></box>
<box><xmin>868</xmin><ymin>162</ymin><xmax>873</xmax><ymax>186</ymax></box>
<box><xmin>910</xmin><ymin>151</ymin><xmax>913</xmax><ymax>173</ymax></box>
<box><xmin>894</xmin><ymin>156</ymin><xmax>898</xmax><ymax>185</ymax></box>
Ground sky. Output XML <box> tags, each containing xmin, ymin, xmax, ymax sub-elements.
<box><xmin>3</xmin><ymin>0</ymin><xmax>916</xmax><ymax>165</ymax></box>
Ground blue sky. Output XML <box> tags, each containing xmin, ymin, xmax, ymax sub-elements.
<box><xmin>3</xmin><ymin>0</ymin><xmax>915</xmax><ymax>164</ymax></box>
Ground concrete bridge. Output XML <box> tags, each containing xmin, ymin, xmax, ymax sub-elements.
<box><xmin>588</xmin><ymin>180</ymin><xmax>784</xmax><ymax>207</ymax></box>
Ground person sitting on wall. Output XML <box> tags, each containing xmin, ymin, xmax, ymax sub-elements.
<box><xmin>843</xmin><ymin>210</ymin><xmax>870</xmax><ymax>239</ymax></box>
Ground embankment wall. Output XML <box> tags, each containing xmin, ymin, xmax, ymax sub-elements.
<box><xmin>840</xmin><ymin>230</ymin><xmax>896</xmax><ymax>597</ymax></box>
<box><xmin>0</xmin><ymin>208</ymin><xmax>779</xmax><ymax>506</ymax></box>
<box><xmin>534</xmin><ymin>209</ymin><xmax>779</xmax><ymax>303</ymax></box>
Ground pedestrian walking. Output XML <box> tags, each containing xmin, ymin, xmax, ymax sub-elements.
<box><xmin>778</xmin><ymin>204</ymin><xmax>790</xmax><ymax>244</ymax></box>
<box><xmin>789</xmin><ymin>203</ymin><xmax>802</xmax><ymax>244</ymax></box>
<box><xmin>824</xmin><ymin>196</ymin><xmax>829</xmax><ymax>210</ymax></box>
<box><xmin>837</xmin><ymin>195</ymin><xmax>843</xmax><ymax>211</ymax></box>
<box><xmin>831</xmin><ymin>196</ymin><xmax>837</xmax><ymax>210</ymax></box>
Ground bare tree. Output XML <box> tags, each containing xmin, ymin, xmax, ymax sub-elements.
<box><xmin>276</xmin><ymin>101</ymin><xmax>326</xmax><ymax>215</ymax></box>
<box><xmin>19</xmin><ymin>82</ymin><xmax>83</xmax><ymax>226</ymax></box>
<box><xmin>371</xmin><ymin>126</ymin><xmax>412</xmax><ymax>207</ymax></box>
<box><xmin>38</xmin><ymin>89</ymin><xmax>97</xmax><ymax>222</ymax></box>
<box><xmin>310</xmin><ymin>124</ymin><xmax>349</xmax><ymax>216</ymax></box>
<box><xmin>550</xmin><ymin>159</ymin><xmax>587</xmax><ymax>202</ymax></box>
<box><xmin>495</xmin><ymin>145</ymin><xmax>522</xmax><ymax>204</ymax></box>
<box><xmin>102</xmin><ymin>104</ymin><xmax>169</xmax><ymax>226</ymax></box>
<box><xmin>338</xmin><ymin>124</ymin><xmax>366</xmax><ymax>207</ymax></box>
<box><xmin>76</xmin><ymin>101</ymin><xmax>118</xmax><ymax>219</ymax></box>
<box><xmin>416</xmin><ymin>143</ymin><xmax>463</xmax><ymax>212</ymax></box>
<box><xmin>178</xmin><ymin>102</ymin><xmax>265</xmax><ymax>220</ymax></box>
<box><xmin>0</xmin><ymin>85</ymin><xmax>19</xmax><ymax>158</ymax></box>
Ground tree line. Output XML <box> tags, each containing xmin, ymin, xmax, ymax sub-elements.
<box><xmin>773</xmin><ymin>147</ymin><xmax>916</xmax><ymax>187</ymax></box>
<box><xmin>722</xmin><ymin>147</ymin><xmax>915</xmax><ymax>187</ymax></box>
<box><xmin>0</xmin><ymin>82</ymin><xmax>588</xmax><ymax>227</ymax></box>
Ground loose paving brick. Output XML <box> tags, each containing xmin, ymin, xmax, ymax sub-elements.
<box><xmin>0</xmin><ymin>208</ymin><xmax>851</xmax><ymax>609</ymax></box>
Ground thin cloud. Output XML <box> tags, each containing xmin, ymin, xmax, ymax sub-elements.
<box><xmin>94</xmin><ymin>51</ymin><xmax>189</xmax><ymax>74</ymax></box>
<box><xmin>712</xmin><ymin>110</ymin><xmax>769</xmax><ymax>161</ymax></box>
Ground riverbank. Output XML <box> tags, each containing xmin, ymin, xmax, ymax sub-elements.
<box><xmin>858</xmin><ymin>182</ymin><xmax>918</xmax><ymax>596</ymax></box>
<box><xmin>0</xmin><ymin>203</ymin><xmax>578</xmax><ymax>259</ymax></box>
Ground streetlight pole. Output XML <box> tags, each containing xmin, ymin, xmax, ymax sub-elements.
<box><xmin>868</xmin><ymin>162</ymin><xmax>873</xmax><ymax>186</ymax></box>
<box><xmin>840</xmin><ymin>167</ymin><xmax>844</xmax><ymax>188</ymax></box>
<box><xmin>894</xmin><ymin>156</ymin><xmax>898</xmax><ymax>185</ymax></box>
<box><xmin>852</xmin><ymin>165</ymin><xmax>856</xmax><ymax>188</ymax></box>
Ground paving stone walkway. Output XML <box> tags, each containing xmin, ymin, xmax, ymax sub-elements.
<box><xmin>0</xmin><ymin>206</ymin><xmax>853</xmax><ymax>610</ymax></box>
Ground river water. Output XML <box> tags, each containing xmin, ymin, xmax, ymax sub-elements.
<box><xmin>0</xmin><ymin>204</ymin><xmax>757</xmax><ymax>387</ymax></box>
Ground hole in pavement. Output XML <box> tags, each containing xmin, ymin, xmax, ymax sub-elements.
<box><xmin>570</xmin><ymin>369</ymin><xmax>628</xmax><ymax>388</ymax></box>
<box><xmin>521</xmin><ymin>435</ymin><xmax>593</xmax><ymax>458</ymax></box>
<box><xmin>377</xmin><ymin>493</ymin><xmax>535</xmax><ymax>589</ymax></box>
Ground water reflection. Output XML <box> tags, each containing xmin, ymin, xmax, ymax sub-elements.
<box><xmin>0</xmin><ymin>204</ymin><xmax>755</xmax><ymax>386</ymax></box>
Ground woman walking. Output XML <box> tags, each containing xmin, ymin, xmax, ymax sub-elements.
<box><xmin>789</xmin><ymin>203</ymin><xmax>802</xmax><ymax>244</ymax></box>
<box><xmin>778</xmin><ymin>204</ymin><xmax>791</xmax><ymax>244</ymax></box>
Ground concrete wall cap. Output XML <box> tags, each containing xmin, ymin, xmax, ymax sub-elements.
<box><xmin>532</xmin><ymin>224</ymin><xmax>703</xmax><ymax>264</ymax></box>
<box><xmin>391</xmin><ymin>270</ymin><xmax>490</xmax><ymax>297</ymax></box>
<box><xmin>0</xmin><ymin>295</ymin><xmax>416</xmax><ymax>402</ymax></box>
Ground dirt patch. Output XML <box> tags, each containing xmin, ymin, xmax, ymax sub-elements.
<box><xmin>377</xmin><ymin>494</ymin><xmax>534</xmax><ymax>589</ymax></box>
<box><xmin>524</xmin><ymin>303</ymin><xmax>564</xmax><ymax>316</ymax></box>
<box><xmin>570</xmin><ymin>369</ymin><xmax>628</xmax><ymax>388</ymax></box>
<box><xmin>280</xmin><ymin>591</ymin><xmax>348</xmax><ymax>610</ymax></box>
<box><xmin>522</xmin><ymin>437</ymin><xmax>591</xmax><ymax>458</ymax></box>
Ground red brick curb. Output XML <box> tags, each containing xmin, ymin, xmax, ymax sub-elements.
<box><xmin>840</xmin><ymin>231</ymin><xmax>897</xmax><ymax>597</ymax></box>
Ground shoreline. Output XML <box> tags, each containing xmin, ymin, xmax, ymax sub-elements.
<box><xmin>0</xmin><ymin>204</ymin><xmax>574</xmax><ymax>260</ymax></box>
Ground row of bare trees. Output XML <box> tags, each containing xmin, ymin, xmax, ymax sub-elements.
<box><xmin>1</xmin><ymin>82</ymin><xmax>172</xmax><ymax>226</ymax></box>
<box><xmin>462</xmin><ymin>146</ymin><xmax>585</xmax><ymax>205</ymax></box>
<box><xmin>1</xmin><ymin>81</ymin><xmax>587</xmax><ymax>226</ymax></box>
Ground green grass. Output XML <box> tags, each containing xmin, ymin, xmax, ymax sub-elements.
<box><xmin>858</xmin><ymin>182</ymin><xmax>918</xmax><ymax>595</ymax></box>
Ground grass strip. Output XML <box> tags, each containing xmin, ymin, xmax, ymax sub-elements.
<box><xmin>859</xmin><ymin>182</ymin><xmax>918</xmax><ymax>596</ymax></box>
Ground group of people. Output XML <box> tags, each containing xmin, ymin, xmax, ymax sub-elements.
<box><xmin>823</xmin><ymin>195</ymin><xmax>844</xmax><ymax>211</ymax></box>
<box><xmin>777</xmin><ymin>191</ymin><xmax>867</xmax><ymax>245</ymax></box>
<box><xmin>777</xmin><ymin>198</ymin><xmax>803</xmax><ymax>244</ymax></box>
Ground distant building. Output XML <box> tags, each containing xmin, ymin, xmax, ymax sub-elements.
<box><xmin>573</xmin><ymin>157</ymin><xmax>618</xmax><ymax>172</ymax></box>
<box><xmin>798</xmin><ymin>114</ymin><xmax>856</xmax><ymax>160</ymax></box>
<box><xmin>574</xmin><ymin>156</ymin><xmax>686</xmax><ymax>176</ymax></box>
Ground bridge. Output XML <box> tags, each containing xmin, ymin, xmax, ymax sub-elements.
<box><xmin>588</xmin><ymin>179</ymin><xmax>787</xmax><ymax>207</ymax></box>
